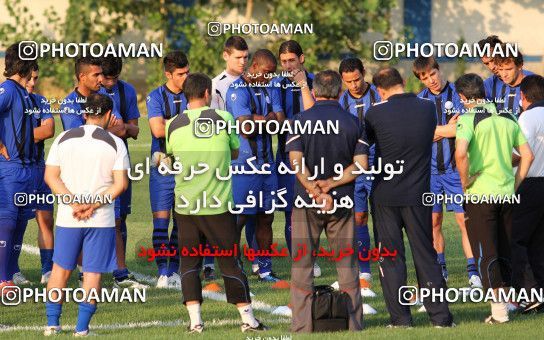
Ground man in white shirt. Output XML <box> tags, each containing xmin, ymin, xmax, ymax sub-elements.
<box><xmin>43</xmin><ymin>93</ymin><xmax>129</xmax><ymax>336</ymax></box>
<box><xmin>205</xmin><ymin>36</ymin><xmax>249</xmax><ymax>279</ymax></box>
<box><xmin>512</xmin><ymin>74</ymin><xmax>544</xmax><ymax>314</ymax></box>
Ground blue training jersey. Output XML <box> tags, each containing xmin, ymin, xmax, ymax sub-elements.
<box><xmin>59</xmin><ymin>88</ymin><xmax>88</xmax><ymax>130</ymax></box>
<box><xmin>29</xmin><ymin>93</ymin><xmax>53</xmax><ymax>167</ymax></box>
<box><xmin>271</xmin><ymin>71</ymin><xmax>314</xmax><ymax>164</ymax></box>
<box><xmin>418</xmin><ymin>81</ymin><xmax>464</xmax><ymax>175</ymax></box>
<box><xmin>226</xmin><ymin>77</ymin><xmax>282</xmax><ymax>166</ymax></box>
<box><xmin>484</xmin><ymin>69</ymin><xmax>534</xmax><ymax>117</ymax></box>
<box><xmin>0</xmin><ymin>79</ymin><xmax>35</xmax><ymax>167</ymax></box>
<box><xmin>146</xmin><ymin>84</ymin><xmax>187</xmax><ymax>155</ymax></box>
<box><xmin>339</xmin><ymin>83</ymin><xmax>381</xmax><ymax>166</ymax></box>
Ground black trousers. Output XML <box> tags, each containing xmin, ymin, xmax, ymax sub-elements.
<box><xmin>465</xmin><ymin>203</ymin><xmax>512</xmax><ymax>290</ymax></box>
<box><xmin>512</xmin><ymin>178</ymin><xmax>544</xmax><ymax>290</ymax></box>
<box><xmin>175</xmin><ymin>211</ymin><xmax>251</xmax><ymax>305</ymax></box>
<box><xmin>372</xmin><ymin>204</ymin><xmax>453</xmax><ymax>327</ymax></box>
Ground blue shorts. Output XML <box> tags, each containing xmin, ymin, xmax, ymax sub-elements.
<box><xmin>232</xmin><ymin>165</ymin><xmax>278</xmax><ymax>215</ymax></box>
<box><xmin>115</xmin><ymin>180</ymin><xmax>132</xmax><ymax>219</ymax></box>
<box><xmin>354</xmin><ymin>176</ymin><xmax>372</xmax><ymax>213</ymax></box>
<box><xmin>276</xmin><ymin>162</ymin><xmax>295</xmax><ymax>212</ymax></box>
<box><xmin>430</xmin><ymin>171</ymin><xmax>464</xmax><ymax>213</ymax></box>
<box><xmin>53</xmin><ymin>226</ymin><xmax>117</xmax><ymax>273</ymax></box>
<box><xmin>0</xmin><ymin>166</ymin><xmax>35</xmax><ymax>220</ymax></box>
<box><xmin>149</xmin><ymin>168</ymin><xmax>175</xmax><ymax>213</ymax></box>
<box><xmin>33</xmin><ymin>165</ymin><xmax>54</xmax><ymax>212</ymax></box>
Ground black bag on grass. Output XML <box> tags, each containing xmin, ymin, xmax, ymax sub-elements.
<box><xmin>312</xmin><ymin>285</ymin><xmax>350</xmax><ymax>332</ymax></box>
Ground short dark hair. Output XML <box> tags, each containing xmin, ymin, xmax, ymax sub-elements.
<box><xmin>493</xmin><ymin>43</ymin><xmax>524</xmax><ymax>67</ymax></box>
<box><xmin>313</xmin><ymin>70</ymin><xmax>342</xmax><ymax>99</ymax></box>
<box><xmin>3</xmin><ymin>42</ymin><xmax>38</xmax><ymax>78</ymax></box>
<box><xmin>84</xmin><ymin>93</ymin><xmax>113</xmax><ymax>117</ymax></box>
<box><xmin>101</xmin><ymin>56</ymin><xmax>123</xmax><ymax>77</ymax></box>
<box><xmin>250</xmin><ymin>49</ymin><xmax>277</xmax><ymax>68</ymax></box>
<box><xmin>279</xmin><ymin>40</ymin><xmax>303</xmax><ymax>57</ymax></box>
<box><xmin>163</xmin><ymin>51</ymin><xmax>189</xmax><ymax>73</ymax></box>
<box><xmin>183</xmin><ymin>73</ymin><xmax>212</xmax><ymax>101</ymax></box>
<box><xmin>372</xmin><ymin>67</ymin><xmax>404</xmax><ymax>90</ymax></box>
<box><xmin>75</xmin><ymin>57</ymin><xmax>102</xmax><ymax>81</ymax></box>
<box><xmin>412</xmin><ymin>56</ymin><xmax>439</xmax><ymax>79</ymax></box>
<box><xmin>338</xmin><ymin>57</ymin><xmax>364</xmax><ymax>76</ymax></box>
<box><xmin>454</xmin><ymin>73</ymin><xmax>486</xmax><ymax>101</ymax></box>
<box><xmin>520</xmin><ymin>75</ymin><xmax>544</xmax><ymax>103</ymax></box>
<box><xmin>477</xmin><ymin>35</ymin><xmax>502</xmax><ymax>51</ymax></box>
<box><xmin>224</xmin><ymin>36</ymin><xmax>248</xmax><ymax>54</ymax></box>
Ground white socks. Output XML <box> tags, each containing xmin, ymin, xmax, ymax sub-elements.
<box><xmin>491</xmin><ymin>302</ymin><xmax>509</xmax><ymax>322</ymax></box>
<box><xmin>186</xmin><ymin>303</ymin><xmax>203</xmax><ymax>328</ymax></box>
<box><xmin>237</xmin><ymin>304</ymin><xmax>258</xmax><ymax>327</ymax></box>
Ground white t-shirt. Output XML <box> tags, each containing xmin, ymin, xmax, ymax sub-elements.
<box><xmin>211</xmin><ymin>70</ymin><xmax>240</xmax><ymax>110</ymax></box>
<box><xmin>46</xmin><ymin>124</ymin><xmax>129</xmax><ymax>228</ymax></box>
<box><xmin>518</xmin><ymin>105</ymin><xmax>544</xmax><ymax>177</ymax></box>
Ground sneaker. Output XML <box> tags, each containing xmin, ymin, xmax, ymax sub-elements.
<box><xmin>203</xmin><ymin>266</ymin><xmax>216</xmax><ymax>281</ymax></box>
<box><xmin>313</xmin><ymin>263</ymin><xmax>321</xmax><ymax>277</ymax></box>
<box><xmin>41</xmin><ymin>271</ymin><xmax>52</xmax><ymax>284</ymax></box>
<box><xmin>241</xmin><ymin>319</ymin><xmax>269</xmax><ymax>332</ymax></box>
<box><xmin>522</xmin><ymin>301</ymin><xmax>544</xmax><ymax>314</ymax></box>
<box><xmin>168</xmin><ymin>272</ymin><xmax>181</xmax><ymax>289</ymax></box>
<box><xmin>43</xmin><ymin>325</ymin><xmax>61</xmax><ymax>336</ymax></box>
<box><xmin>259</xmin><ymin>272</ymin><xmax>281</xmax><ymax>283</ymax></box>
<box><xmin>435</xmin><ymin>322</ymin><xmax>456</xmax><ymax>328</ymax></box>
<box><xmin>114</xmin><ymin>273</ymin><xmax>149</xmax><ymax>289</ymax></box>
<box><xmin>484</xmin><ymin>315</ymin><xmax>508</xmax><ymax>324</ymax></box>
<box><xmin>251</xmin><ymin>264</ymin><xmax>259</xmax><ymax>276</ymax></box>
<box><xmin>441</xmin><ymin>265</ymin><xmax>449</xmax><ymax>282</ymax></box>
<box><xmin>73</xmin><ymin>329</ymin><xmax>95</xmax><ymax>336</ymax></box>
<box><xmin>359</xmin><ymin>273</ymin><xmax>377</xmax><ymax>298</ymax></box>
<box><xmin>469</xmin><ymin>275</ymin><xmax>483</xmax><ymax>289</ymax></box>
<box><xmin>156</xmin><ymin>275</ymin><xmax>169</xmax><ymax>288</ymax></box>
<box><xmin>12</xmin><ymin>272</ymin><xmax>30</xmax><ymax>285</ymax></box>
<box><xmin>187</xmin><ymin>324</ymin><xmax>204</xmax><ymax>334</ymax></box>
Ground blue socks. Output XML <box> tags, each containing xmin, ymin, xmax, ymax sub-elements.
<box><xmin>7</xmin><ymin>216</ymin><xmax>28</xmax><ymax>278</ymax></box>
<box><xmin>152</xmin><ymin>217</ymin><xmax>170</xmax><ymax>276</ymax></box>
<box><xmin>467</xmin><ymin>257</ymin><xmax>479</xmax><ymax>278</ymax></box>
<box><xmin>0</xmin><ymin>218</ymin><xmax>16</xmax><ymax>281</ymax></box>
<box><xmin>284</xmin><ymin>210</ymin><xmax>292</xmax><ymax>255</ymax></box>
<box><xmin>437</xmin><ymin>252</ymin><xmax>446</xmax><ymax>266</ymax></box>
<box><xmin>356</xmin><ymin>224</ymin><xmax>371</xmax><ymax>274</ymax></box>
<box><xmin>40</xmin><ymin>249</ymin><xmax>54</xmax><ymax>275</ymax></box>
<box><xmin>45</xmin><ymin>301</ymin><xmax>63</xmax><ymax>327</ymax></box>
<box><xmin>119</xmin><ymin>217</ymin><xmax>127</xmax><ymax>249</ymax></box>
<box><xmin>75</xmin><ymin>302</ymin><xmax>97</xmax><ymax>333</ymax></box>
<box><xmin>167</xmin><ymin>217</ymin><xmax>180</xmax><ymax>276</ymax></box>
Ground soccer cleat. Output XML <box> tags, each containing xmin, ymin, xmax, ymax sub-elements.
<box><xmin>522</xmin><ymin>301</ymin><xmax>544</xmax><ymax>314</ymax></box>
<box><xmin>41</xmin><ymin>271</ymin><xmax>52</xmax><ymax>284</ymax></box>
<box><xmin>259</xmin><ymin>272</ymin><xmax>281</xmax><ymax>283</ymax></box>
<box><xmin>441</xmin><ymin>265</ymin><xmax>449</xmax><ymax>282</ymax></box>
<box><xmin>469</xmin><ymin>275</ymin><xmax>483</xmax><ymax>289</ymax></box>
<box><xmin>313</xmin><ymin>263</ymin><xmax>321</xmax><ymax>277</ymax></box>
<box><xmin>156</xmin><ymin>275</ymin><xmax>169</xmax><ymax>288</ymax></box>
<box><xmin>168</xmin><ymin>272</ymin><xmax>181</xmax><ymax>289</ymax></box>
<box><xmin>12</xmin><ymin>272</ymin><xmax>30</xmax><ymax>285</ymax></box>
<box><xmin>114</xmin><ymin>273</ymin><xmax>149</xmax><ymax>289</ymax></box>
<box><xmin>203</xmin><ymin>266</ymin><xmax>216</xmax><ymax>281</ymax></box>
<box><xmin>359</xmin><ymin>273</ymin><xmax>377</xmax><ymax>298</ymax></box>
<box><xmin>187</xmin><ymin>324</ymin><xmax>204</xmax><ymax>334</ymax></box>
<box><xmin>241</xmin><ymin>319</ymin><xmax>269</xmax><ymax>332</ymax></box>
<box><xmin>484</xmin><ymin>315</ymin><xmax>508</xmax><ymax>324</ymax></box>
<box><xmin>43</xmin><ymin>325</ymin><xmax>62</xmax><ymax>336</ymax></box>
<box><xmin>73</xmin><ymin>329</ymin><xmax>93</xmax><ymax>337</ymax></box>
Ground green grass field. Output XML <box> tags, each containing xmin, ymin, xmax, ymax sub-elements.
<box><xmin>2</xmin><ymin>117</ymin><xmax>544</xmax><ymax>339</ymax></box>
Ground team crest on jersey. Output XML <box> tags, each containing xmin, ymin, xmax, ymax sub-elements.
<box><xmin>231</xmin><ymin>93</ymin><xmax>236</xmax><ymax>101</ymax></box>
<box><xmin>444</xmin><ymin>101</ymin><xmax>453</xmax><ymax>110</ymax></box>
<box><xmin>265</xmin><ymin>95</ymin><xmax>271</xmax><ymax>104</ymax></box>
<box><xmin>146</xmin><ymin>96</ymin><xmax>151</xmax><ymax>102</ymax></box>
<box><xmin>0</xmin><ymin>87</ymin><xmax>4</xmax><ymax>95</ymax></box>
